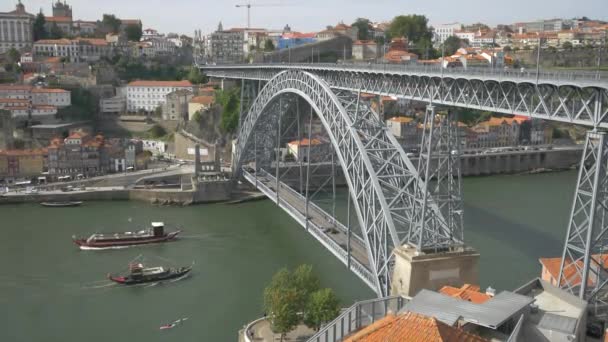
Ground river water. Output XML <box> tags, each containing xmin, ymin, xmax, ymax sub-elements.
<box><xmin>0</xmin><ymin>171</ymin><xmax>577</xmax><ymax>341</ymax></box>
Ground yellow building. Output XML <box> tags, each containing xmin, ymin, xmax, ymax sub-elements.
<box><xmin>0</xmin><ymin>149</ymin><xmax>47</xmax><ymax>178</ymax></box>
<box><xmin>188</xmin><ymin>95</ymin><xmax>215</xmax><ymax>121</ymax></box>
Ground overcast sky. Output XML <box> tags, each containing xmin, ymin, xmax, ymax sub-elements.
<box><xmin>17</xmin><ymin>0</ymin><xmax>608</xmax><ymax>35</ymax></box>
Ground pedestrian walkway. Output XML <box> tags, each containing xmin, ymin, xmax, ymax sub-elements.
<box><xmin>240</xmin><ymin>317</ymin><xmax>316</xmax><ymax>342</ymax></box>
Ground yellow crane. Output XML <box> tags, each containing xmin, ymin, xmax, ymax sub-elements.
<box><xmin>235</xmin><ymin>2</ymin><xmax>288</xmax><ymax>28</ymax></box>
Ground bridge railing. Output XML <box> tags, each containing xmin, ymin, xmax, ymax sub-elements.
<box><xmin>201</xmin><ymin>61</ymin><xmax>608</xmax><ymax>85</ymax></box>
<box><xmin>249</xmin><ymin>169</ymin><xmax>377</xmax><ymax>289</ymax></box>
<box><xmin>306</xmin><ymin>296</ymin><xmax>408</xmax><ymax>342</ymax></box>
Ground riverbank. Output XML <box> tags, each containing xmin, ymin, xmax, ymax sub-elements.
<box><xmin>0</xmin><ymin>180</ymin><xmax>234</xmax><ymax>206</ymax></box>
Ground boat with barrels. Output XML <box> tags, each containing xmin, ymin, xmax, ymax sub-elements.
<box><xmin>72</xmin><ymin>222</ymin><xmax>180</xmax><ymax>250</ymax></box>
<box><xmin>108</xmin><ymin>262</ymin><xmax>192</xmax><ymax>285</ymax></box>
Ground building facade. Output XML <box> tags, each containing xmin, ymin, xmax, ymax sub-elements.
<box><xmin>47</xmin><ymin>132</ymin><xmax>108</xmax><ymax>176</ymax></box>
<box><xmin>434</xmin><ymin>22</ymin><xmax>462</xmax><ymax>43</ymax></box>
<box><xmin>188</xmin><ymin>95</ymin><xmax>214</xmax><ymax>121</ymax></box>
<box><xmin>0</xmin><ymin>1</ymin><xmax>34</xmax><ymax>53</ymax></box>
<box><xmin>33</xmin><ymin>38</ymin><xmax>113</xmax><ymax>62</ymax></box>
<box><xmin>100</xmin><ymin>96</ymin><xmax>126</xmax><ymax>114</ymax></box>
<box><xmin>126</xmin><ymin>80</ymin><xmax>193</xmax><ymax>113</ymax></box>
<box><xmin>162</xmin><ymin>89</ymin><xmax>193</xmax><ymax>121</ymax></box>
<box><xmin>0</xmin><ymin>149</ymin><xmax>46</xmax><ymax>179</ymax></box>
<box><xmin>210</xmin><ymin>26</ymin><xmax>245</xmax><ymax>64</ymax></box>
<box><xmin>352</xmin><ymin>40</ymin><xmax>380</xmax><ymax>60</ymax></box>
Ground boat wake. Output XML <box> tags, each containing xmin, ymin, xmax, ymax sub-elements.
<box><xmin>170</xmin><ymin>273</ymin><xmax>190</xmax><ymax>283</ymax></box>
<box><xmin>143</xmin><ymin>282</ymin><xmax>159</xmax><ymax>288</ymax></box>
<box><xmin>79</xmin><ymin>245</ymin><xmax>132</xmax><ymax>251</ymax></box>
<box><xmin>82</xmin><ymin>282</ymin><xmax>117</xmax><ymax>289</ymax></box>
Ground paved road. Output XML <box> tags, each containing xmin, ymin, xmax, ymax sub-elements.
<box><xmin>254</xmin><ymin>171</ymin><xmax>372</xmax><ymax>271</ymax></box>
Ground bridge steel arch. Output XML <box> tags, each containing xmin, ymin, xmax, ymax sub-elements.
<box><xmin>234</xmin><ymin>70</ymin><xmax>455</xmax><ymax>296</ymax></box>
<box><xmin>202</xmin><ymin>64</ymin><xmax>608</xmax><ymax>129</ymax></box>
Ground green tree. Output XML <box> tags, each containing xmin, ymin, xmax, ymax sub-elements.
<box><xmin>263</xmin><ymin>268</ymin><xmax>300</xmax><ymax>341</ymax></box>
<box><xmin>33</xmin><ymin>12</ymin><xmax>48</xmax><ymax>41</ymax></box>
<box><xmin>303</xmin><ymin>288</ymin><xmax>341</xmax><ymax>330</ymax></box>
<box><xmin>191</xmin><ymin>110</ymin><xmax>202</xmax><ymax>123</ymax></box>
<box><xmin>503</xmin><ymin>46</ymin><xmax>512</xmax><ymax>53</ymax></box>
<box><xmin>217</xmin><ymin>88</ymin><xmax>240</xmax><ymax>133</ymax></box>
<box><xmin>6</xmin><ymin>48</ymin><xmax>20</xmax><ymax>64</ymax></box>
<box><xmin>148</xmin><ymin>124</ymin><xmax>167</xmax><ymax>138</ymax></box>
<box><xmin>292</xmin><ymin>264</ymin><xmax>321</xmax><ymax>311</ymax></box>
<box><xmin>264</xmin><ymin>39</ymin><xmax>275</xmax><ymax>52</ymax></box>
<box><xmin>102</xmin><ymin>14</ymin><xmax>122</xmax><ymax>34</ymax></box>
<box><xmin>388</xmin><ymin>14</ymin><xmax>433</xmax><ymax>44</ymax></box>
<box><xmin>187</xmin><ymin>66</ymin><xmax>206</xmax><ymax>84</ymax></box>
<box><xmin>352</xmin><ymin>18</ymin><xmax>371</xmax><ymax>40</ymax></box>
<box><xmin>154</xmin><ymin>105</ymin><xmax>163</xmax><ymax>117</ymax></box>
<box><xmin>562</xmin><ymin>41</ymin><xmax>573</xmax><ymax>50</ymax></box>
<box><xmin>125</xmin><ymin>24</ymin><xmax>142</xmax><ymax>41</ymax></box>
<box><xmin>442</xmin><ymin>35</ymin><xmax>463</xmax><ymax>55</ymax></box>
<box><xmin>49</xmin><ymin>23</ymin><xmax>64</xmax><ymax>39</ymax></box>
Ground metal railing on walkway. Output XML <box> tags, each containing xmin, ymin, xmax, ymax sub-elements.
<box><xmin>307</xmin><ymin>296</ymin><xmax>408</xmax><ymax>342</ymax></box>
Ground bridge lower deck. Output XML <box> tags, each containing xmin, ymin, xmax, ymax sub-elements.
<box><xmin>243</xmin><ymin>169</ymin><xmax>377</xmax><ymax>290</ymax></box>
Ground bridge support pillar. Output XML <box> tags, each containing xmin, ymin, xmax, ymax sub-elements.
<box><xmin>390</xmin><ymin>244</ymin><xmax>479</xmax><ymax>297</ymax></box>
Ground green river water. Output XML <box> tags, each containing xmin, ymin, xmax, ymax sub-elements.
<box><xmin>0</xmin><ymin>171</ymin><xmax>577</xmax><ymax>341</ymax></box>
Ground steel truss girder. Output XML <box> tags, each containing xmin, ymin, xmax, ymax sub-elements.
<box><xmin>202</xmin><ymin>67</ymin><xmax>608</xmax><ymax>129</ymax></box>
<box><xmin>559</xmin><ymin>131</ymin><xmax>608</xmax><ymax>304</ymax></box>
<box><xmin>414</xmin><ymin>106</ymin><xmax>464</xmax><ymax>251</ymax></box>
<box><xmin>234</xmin><ymin>70</ymin><xmax>453</xmax><ymax>297</ymax></box>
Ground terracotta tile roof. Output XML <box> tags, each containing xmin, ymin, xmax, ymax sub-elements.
<box><xmin>539</xmin><ymin>255</ymin><xmax>608</xmax><ymax>287</ymax></box>
<box><xmin>190</xmin><ymin>95</ymin><xmax>214</xmax><ymax>105</ymax></box>
<box><xmin>354</xmin><ymin>40</ymin><xmax>377</xmax><ymax>45</ymax></box>
<box><xmin>32</xmin><ymin>105</ymin><xmax>57</xmax><ymax>110</ymax></box>
<box><xmin>35</xmin><ymin>38</ymin><xmax>73</xmax><ymax>45</ymax></box>
<box><xmin>439</xmin><ymin>284</ymin><xmax>492</xmax><ymax>304</ymax></box>
<box><xmin>389</xmin><ymin>116</ymin><xmax>414</xmax><ymax>123</ymax></box>
<box><xmin>0</xmin><ymin>149</ymin><xmax>47</xmax><ymax>156</ymax></box>
<box><xmin>288</xmin><ymin>138</ymin><xmax>323</xmax><ymax>146</ymax></box>
<box><xmin>344</xmin><ymin>312</ymin><xmax>489</xmax><ymax>342</ymax></box>
<box><xmin>31</xmin><ymin>88</ymin><xmax>69</xmax><ymax>93</ymax></box>
<box><xmin>384</xmin><ymin>50</ymin><xmax>418</xmax><ymax>63</ymax></box>
<box><xmin>66</xmin><ymin>132</ymin><xmax>86</xmax><ymax>139</ymax></box>
<box><xmin>0</xmin><ymin>98</ymin><xmax>29</xmax><ymax>104</ymax></box>
<box><xmin>0</xmin><ymin>85</ymin><xmax>33</xmax><ymax>91</ymax></box>
<box><xmin>128</xmin><ymin>80</ymin><xmax>193</xmax><ymax>87</ymax></box>
<box><xmin>45</xmin><ymin>16</ymin><xmax>72</xmax><ymax>22</ymax></box>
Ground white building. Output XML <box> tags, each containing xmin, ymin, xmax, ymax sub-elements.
<box><xmin>126</xmin><ymin>80</ymin><xmax>193</xmax><ymax>113</ymax></box>
<box><xmin>141</xmin><ymin>28</ymin><xmax>163</xmax><ymax>40</ymax></box>
<box><xmin>33</xmin><ymin>38</ymin><xmax>113</xmax><ymax>62</ymax></box>
<box><xmin>141</xmin><ymin>139</ymin><xmax>168</xmax><ymax>154</ymax></box>
<box><xmin>287</xmin><ymin>138</ymin><xmax>328</xmax><ymax>162</ymax></box>
<box><xmin>434</xmin><ymin>22</ymin><xmax>462</xmax><ymax>44</ymax></box>
<box><xmin>0</xmin><ymin>1</ymin><xmax>34</xmax><ymax>53</ymax></box>
<box><xmin>454</xmin><ymin>31</ymin><xmax>475</xmax><ymax>43</ymax></box>
<box><xmin>31</xmin><ymin>88</ymin><xmax>71</xmax><ymax>107</ymax></box>
<box><xmin>100</xmin><ymin>96</ymin><xmax>126</xmax><ymax>114</ymax></box>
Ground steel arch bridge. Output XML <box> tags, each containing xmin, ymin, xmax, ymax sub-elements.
<box><xmin>204</xmin><ymin>62</ymin><xmax>608</xmax><ymax>306</ymax></box>
<box><xmin>202</xmin><ymin>63</ymin><xmax>608</xmax><ymax>129</ymax></box>
<box><xmin>234</xmin><ymin>69</ymin><xmax>459</xmax><ymax>296</ymax></box>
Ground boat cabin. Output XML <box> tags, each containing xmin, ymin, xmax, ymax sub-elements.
<box><xmin>152</xmin><ymin>222</ymin><xmax>164</xmax><ymax>237</ymax></box>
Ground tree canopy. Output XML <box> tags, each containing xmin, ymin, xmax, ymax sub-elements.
<box><xmin>262</xmin><ymin>265</ymin><xmax>340</xmax><ymax>337</ymax></box>
<box><xmin>33</xmin><ymin>13</ymin><xmax>48</xmax><ymax>41</ymax></box>
<box><xmin>442</xmin><ymin>36</ymin><xmax>464</xmax><ymax>56</ymax></box>
<box><xmin>102</xmin><ymin>14</ymin><xmax>122</xmax><ymax>34</ymax></box>
<box><xmin>388</xmin><ymin>14</ymin><xmax>433</xmax><ymax>44</ymax></box>
<box><xmin>49</xmin><ymin>23</ymin><xmax>64</xmax><ymax>39</ymax></box>
<box><xmin>187</xmin><ymin>66</ymin><xmax>207</xmax><ymax>84</ymax></box>
<box><xmin>264</xmin><ymin>39</ymin><xmax>275</xmax><ymax>52</ymax></box>
<box><xmin>125</xmin><ymin>24</ymin><xmax>142</xmax><ymax>41</ymax></box>
<box><xmin>352</xmin><ymin>18</ymin><xmax>371</xmax><ymax>40</ymax></box>
<box><xmin>6</xmin><ymin>48</ymin><xmax>20</xmax><ymax>64</ymax></box>
<box><xmin>304</xmin><ymin>289</ymin><xmax>341</xmax><ymax>331</ymax></box>
<box><xmin>216</xmin><ymin>88</ymin><xmax>240</xmax><ymax>133</ymax></box>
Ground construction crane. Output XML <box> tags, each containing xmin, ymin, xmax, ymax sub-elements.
<box><xmin>235</xmin><ymin>2</ymin><xmax>288</xmax><ymax>28</ymax></box>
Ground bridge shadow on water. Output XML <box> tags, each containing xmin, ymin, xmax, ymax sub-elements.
<box><xmin>464</xmin><ymin>201</ymin><xmax>565</xmax><ymax>290</ymax></box>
